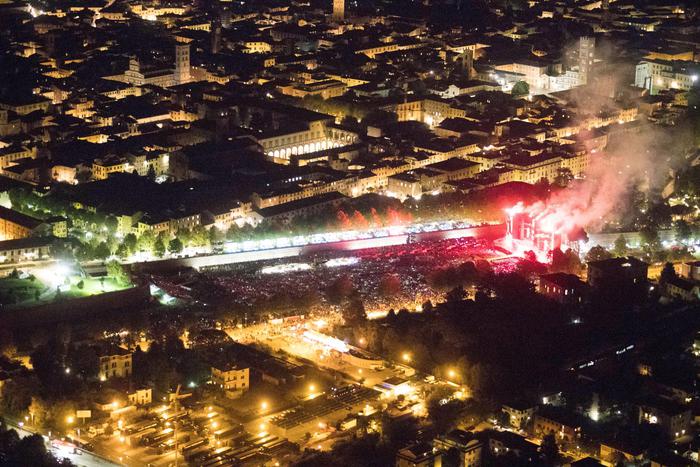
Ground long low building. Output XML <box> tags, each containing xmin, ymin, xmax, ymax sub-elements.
<box><xmin>254</xmin><ymin>191</ymin><xmax>346</xmax><ymax>225</ymax></box>
<box><xmin>0</xmin><ymin>206</ymin><xmax>43</xmax><ymax>240</ymax></box>
<box><xmin>0</xmin><ymin>236</ymin><xmax>56</xmax><ymax>263</ymax></box>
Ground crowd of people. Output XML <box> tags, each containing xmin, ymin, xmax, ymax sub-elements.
<box><xmin>185</xmin><ymin>237</ymin><xmax>507</xmax><ymax>315</ymax></box>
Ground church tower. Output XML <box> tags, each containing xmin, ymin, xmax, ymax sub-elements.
<box><xmin>578</xmin><ymin>36</ymin><xmax>595</xmax><ymax>85</ymax></box>
<box><xmin>332</xmin><ymin>0</ymin><xmax>344</xmax><ymax>21</ymax></box>
<box><xmin>174</xmin><ymin>43</ymin><xmax>190</xmax><ymax>84</ymax></box>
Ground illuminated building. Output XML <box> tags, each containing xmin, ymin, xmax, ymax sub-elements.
<box><xmin>599</xmin><ymin>441</ymin><xmax>645</xmax><ymax>465</ymax></box>
<box><xmin>259</xmin><ymin>119</ymin><xmax>358</xmax><ymax>165</ymax></box>
<box><xmin>277</xmin><ymin>79</ymin><xmax>348</xmax><ymax>100</ymax></box>
<box><xmin>387</xmin><ymin>173</ymin><xmax>422</xmax><ymax>200</ymax></box>
<box><xmin>395</xmin><ymin>443</ymin><xmax>442</xmax><ymax>467</ymax></box>
<box><xmin>254</xmin><ymin>192</ymin><xmax>346</xmax><ymax>225</ymax></box>
<box><xmin>578</xmin><ymin>36</ymin><xmax>595</xmax><ymax>85</ymax></box>
<box><xmin>0</xmin><ymin>206</ymin><xmax>43</xmax><ymax>240</ymax></box>
<box><xmin>680</xmin><ymin>261</ymin><xmax>700</xmax><ymax>281</ymax></box>
<box><xmin>98</xmin><ymin>347</ymin><xmax>133</xmax><ymax>380</ymax></box>
<box><xmin>0</xmin><ymin>95</ymin><xmax>51</xmax><ymax>116</ymax></box>
<box><xmin>502</xmin><ymin>402</ymin><xmax>536</xmax><ymax>430</ymax></box>
<box><xmin>92</xmin><ymin>152</ymin><xmax>171</xmax><ymax>180</ymax></box>
<box><xmin>635</xmin><ymin>59</ymin><xmax>699</xmax><ymax>95</ymax></box>
<box><xmin>0</xmin><ymin>145</ymin><xmax>37</xmax><ymax>170</ymax></box>
<box><xmin>637</xmin><ymin>396</ymin><xmax>691</xmax><ymax>440</ymax></box>
<box><xmin>127</xmin><ymin>387</ymin><xmax>152</xmax><ymax>406</ymax></box>
<box><xmin>332</xmin><ymin>0</ymin><xmax>344</xmax><ymax>21</ymax></box>
<box><xmin>51</xmin><ymin>165</ymin><xmax>78</xmax><ymax>184</ymax></box>
<box><xmin>538</xmin><ymin>273</ymin><xmax>588</xmax><ymax>305</ymax></box>
<box><xmin>433</xmin><ymin>430</ymin><xmax>483</xmax><ymax>467</ymax></box>
<box><xmin>211</xmin><ymin>363</ymin><xmax>249</xmax><ymax>399</ymax></box>
<box><xmin>382</xmin><ymin>98</ymin><xmax>467</xmax><ymax>127</ymax></box>
<box><xmin>121</xmin><ymin>44</ymin><xmax>191</xmax><ymax>88</ymax></box>
<box><xmin>533</xmin><ymin>407</ymin><xmax>582</xmax><ymax>443</ymax></box>
<box><xmin>174</xmin><ymin>43</ymin><xmax>191</xmax><ymax>84</ymax></box>
<box><xmin>663</xmin><ymin>277</ymin><xmax>699</xmax><ymax>302</ymax></box>
<box><xmin>0</xmin><ymin>237</ymin><xmax>54</xmax><ymax>263</ymax></box>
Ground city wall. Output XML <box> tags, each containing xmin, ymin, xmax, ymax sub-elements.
<box><xmin>133</xmin><ymin>223</ymin><xmax>507</xmax><ymax>274</ymax></box>
<box><xmin>0</xmin><ymin>285</ymin><xmax>151</xmax><ymax>327</ymax></box>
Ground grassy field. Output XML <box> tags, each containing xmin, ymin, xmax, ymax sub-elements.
<box><xmin>0</xmin><ymin>272</ymin><xmax>129</xmax><ymax>307</ymax></box>
<box><xmin>0</xmin><ymin>277</ymin><xmax>44</xmax><ymax>305</ymax></box>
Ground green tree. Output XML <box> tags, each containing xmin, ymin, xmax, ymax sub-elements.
<box><xmin>446</xmin><ymin>285</ymin><xmax>467</xmax><ymax>304</ymax></box>
<box><xmin>190</xmin><ymin>226</ymin><xmax>210</xmax><ymax>247</ymax></box>
<box><xmin>122</xmin><ymin>233</ymin><xmax>137</xmax><ymax>255</ymax></box>
<box><xmin>176</xmin><ymin>228</ymin><xmax>191</xmax><ymax>245</ymax></box>
<box><xmin>93</xmin><ymin>241</ymin><xmax>111</xmax><ymax>260</ymax></box>
<box><xmin>154</xmin><ymin>238</ymin><xmax>166</xmax><ymax>257</ymax></box>
<box><xmin>511</xmin><ymin>80</ymin><xmax>529</xmax><ymax>97</ymax></box>
<box><xmin>104</xmin><ymin>215</ymin><xmax>118</xmax><ymax>233</ymax></box>
<box><xmin>675</xmin><ymin>219</ymin><xmax>692</xmax><ymax>242</ymax></box>
<box><xmin>168</xmin><ymin>238</ymin><xmax>184</xmax><ymax>254</ymax></box>
<box><xmin>640</xmin><ymin>223</ymin><xmax>659</xmax><ymax>244</ymax></box>
<box><xmin>659</xmin><ymin>262</ymin><xmax>677</xmax><ymax>285</ymax></box>
<box><xmin>585</xmin><ymin>245</ymin><xmax>613</xmax><ymax>263</ymax></box>
<box><xmin>106</xmin><ymin>260</ymin><xmax>130</xmax><ymax>286</ymax></box>
<box><xmin>342</xmin><ymin>296</ymin><xmax>366</xmax><ymax>325</ymax></box>
<box><xmin>136</xmin><ymin>230</ymin><xmax>155</xmax><ymax>253</ymax></box>
<box><xmin>146</xmin><ymin>165</ymin><xmax>156</xmax><ymax>181</ymax></box>
<box><xmin>541</xmin><ymin>433</ymin><xmax>559</xmax><ymax>465</ymax></box>
<box><xmin>613</xmin><ymin>234</ymin><xmax>628</xmax><ymax>257</ymax></box>
<box><xmin>226</xmin><ymin>225</ymin><xmax>241</xmax><ymax>241</ymax></box>
<box><xmin>115</xmin><ymin>243</ymin><xmax>129</xmax><ymax>259</ymax></box>
<box><xmin>209</xmin><ymin>227</ymin><xmax>225</xmax><ymax>244</ymax></box>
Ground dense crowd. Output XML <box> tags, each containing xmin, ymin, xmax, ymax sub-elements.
<box><xmin>181</xmin><ymin>237</ymin><xmax>507</xmax><ymax>314</ymax></box>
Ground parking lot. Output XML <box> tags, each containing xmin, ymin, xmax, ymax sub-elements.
<box><xmin>91</xmin><ymin>401</ymin><xmax>297</xmax><ymax>466</ymax></box>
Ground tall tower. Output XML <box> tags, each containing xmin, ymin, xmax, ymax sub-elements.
<box><xmin>174</xmin><ymin>43</ymin><xmax>190</xmax><ymax>84</ymax></box>
<box><xmin>211</xmin><ymin>19</ymin><xmax>222</xmax><ymax>54</ymax></box>
<box><xmin>578</xmin><ymin>36</ymin><xmax>595</xmax><ymax>85</ymax></box>
<box><xmin>459</xmin><ymin>49</ymin><xmax>474</xmax><ymax>80</ymax></box>
<box><xmin>332</xmin><ymin>0</ymin><xmax>344</xmax><ymax>21</ymax></box>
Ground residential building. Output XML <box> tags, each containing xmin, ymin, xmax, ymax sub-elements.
<box><xmin>433</xmin><ymin>430</ymin><xmax>482</xmax><ymax>467</ymax></box>
<box><xmin>538</xmin><ymin>273</ymin><xmax>588</xmax><ymax>305</ymax></box>
<box><xmin>533</xmin><ymin>406</ymin><xmax>582</xmax><ymax>444</ymax></box>
<box><xmin>0</xmin><ymin>237</ymin><xmax>55</xmax><ymax>263</ymax></box>
<box><xmin>664</xmin><ymin>276</ymin><xmax>699</xmax><ymax>302</ymax></box>
<box><xmin>637</xmin><ymin>396</ymin><xmax>692</xmax><ymax>440</ymax></box>
<box><xmin>679</xmin><ymin>261</ymin><xmax>700</xmax><ymax>281</ymax></box>
<box><xmin>98</xmin><ymin>347</ymin><xmax>133</xmax><ymax>380</ymax></box>
<box><xmin>396</xmin><ymin>443</ymin><xmax>442</xmax><ymax>467</ymax></box>
<box><xmin>587</xmin><ymin>256</ymin><xmax>649</xmax><ymax>305</ymax></box>
<box><xmin>211</xmin><ymin>363</ymin><xmax>250</xmax><ymax>399</ymax></box>
<box><xmin>502</xmin><ymin>401</ymin><xmax>537</xmax><ymax>430</ymax></box>
<box><xmin>127</xmin><ymin>387</ymin><xmax>152</xmax><ymax>406</ymax></box>
<box><xmin>635</xmin><ymin>59</ymin><xmax>699</xmax><ymax>95</ymax></box>
<box><xmin>0</xmin><ymin>206</ymin><xmax>42</xmax><ymax>240</ymax></box>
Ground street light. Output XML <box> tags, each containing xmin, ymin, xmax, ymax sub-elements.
<box><xmin>66</xmin><ymin>415</ymin><xmax>74</xmax><ymax>424</ymax></box>
<box><xmin>308</xmin><ymin>384</ymin><xmax>316</xmax><ymax>393</ymax></box>
<box><xmin>260</xmin><ymin>401</ymin><xmax>268</xmax><ymax>411</ymax></box>
<box><xmin>402</xmin><ymin>352</ymin><xmax>411</xmax><ymax>363</ymax></box>
<box><xmin>447</xmin><ymin>369</ymin><xmax>456</xmax><ymax>380</ymax></box>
